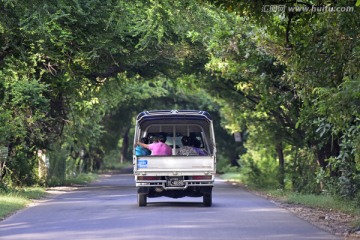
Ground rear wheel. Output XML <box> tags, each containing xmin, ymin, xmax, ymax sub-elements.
<box><xmin>138</xmin><ymin>193</ymin><xmax>147</xmax><ymax>207</ymax></box>
<box><xmin>203</xmin><ymin>192</ymin><xmax>212</xmax><ymax>207</ymax></box>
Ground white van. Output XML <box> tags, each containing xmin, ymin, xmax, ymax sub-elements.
<box><xmin>133</xmin><ymin>110</ymin><xmax>216</xmax><ymax>207</ymax></box>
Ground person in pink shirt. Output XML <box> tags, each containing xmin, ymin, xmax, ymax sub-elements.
<box><xmin>136</xmin><ymin>133</ymin><xmax>172</xmax><ymax>156</ymax></box>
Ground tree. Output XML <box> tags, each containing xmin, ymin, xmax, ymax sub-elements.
<box><xmin>0</xmin><ymin>0</ymin><xmax>227</xmax><ymax>185</ymax></box>
<box><xmin>202</xmin><ymin>0</ymin><xmax>360</xmax><ymax>195</ymax></box>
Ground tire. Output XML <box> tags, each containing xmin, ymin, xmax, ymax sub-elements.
<box><xmin>138</xmin><ymin>193</ymin><xmax>147</xmax><ymax>207</ymax></box>
<box><xmin>203</xmin><ymin>192</ymin><xmax>212</xmax><ymax>207</ymax></box>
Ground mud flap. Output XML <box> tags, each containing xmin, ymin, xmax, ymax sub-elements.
<box><xmin>200</xmin><ymin>186</ymin><xmax>213</xmax><ymax>195</ymax></box>
<box><xmin>138</xmin><ymin>187</ymin><xmax>149</xmax><ymax>194</ymax></box>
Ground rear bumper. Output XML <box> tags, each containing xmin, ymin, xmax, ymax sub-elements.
<box><xmin>136</xmin><ymin>179</ymin><xmax>214</xmax><ymax>190</ymax></box>
<box><xmin>138</xmin><ymin>185</ymin><xmax>213</xmax><ymax>198</ymax></box>
<box><xmin>135</xmin><ymin>175</ymin><xmax>214</xmax><ymax>190</ymax></box>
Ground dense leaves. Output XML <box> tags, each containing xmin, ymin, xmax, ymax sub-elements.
<box><xmin>0</xmin><ymin>0</ymin><xmax>359</xmax><ymax>203</ymax></box>
<box><xmin>0</xmin><ymin>0</ymin><xmax>220</xmax><ymax>184</ymax></box>
<box><xmin>205</xmin><ymin>0</ymin><xmax>360</xmax><ymax>197</ymax></box>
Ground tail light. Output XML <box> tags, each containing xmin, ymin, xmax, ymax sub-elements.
<box><xmin>191</xmin><ymin>176</ymin><xmax>212</xmax><ymax>180</ymax></box>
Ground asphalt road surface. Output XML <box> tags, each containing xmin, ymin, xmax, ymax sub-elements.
<box><xmin>0</xmin><ymin>173</ymin><xmax>341</xmax><ymax>240</ymax></box>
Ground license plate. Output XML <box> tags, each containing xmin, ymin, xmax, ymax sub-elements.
<box><xmin>167</xmin><ymin>177</ymin><xmax>185</xmax><ymax>187</ymax></box>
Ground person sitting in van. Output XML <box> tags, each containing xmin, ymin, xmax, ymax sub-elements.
<box><xmin>135</xmin><ymin>137</ymin><xmax>151</xmax><ymax>156</ymax></box>
<box><xmin>136</xmin><ymin>133</ymin><xmax>172</xmax><ymax>156</ymax></box>
<box><xmin>192</xmin><ymin>138</ymin><xmax>208</xmax><ymax>156</ymax></box>
<box><xmin>177</xmin><ymin>136</ymin><xmax>199</xmax><ymax>156</ymax></box>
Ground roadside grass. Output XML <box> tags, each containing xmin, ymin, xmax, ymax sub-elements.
<box><xmin>102</xmin><ymin>161</ymin><xmax>132</xmax><ymax>171</ymax></box>
<box><xmin>0</xmin><ymin>172</ymin><xmax>99</xmax><ymax>220</ymax></box>
<box><xmin>101</xmin><ymin>150</ymin><xmax>133</xmax><ymax>172</ymax></box>
<box><xmin>220</xmin><ymin>172</ymin><xmax>360</xmax><ymax>218</ymax></box>
<box><xmin>0</xmin><ymin>187</ymin><xmax>46</xmax><ymax>220</ymax></box>
<box><xmin>63</xmin><ymin>173</ymin><xmax>99</xmax><ymax>186</ymax></box>
<box><xmin>265</xmin><ymin>189</ymin><xmax>360</xmax><ymax>215</ymax></box>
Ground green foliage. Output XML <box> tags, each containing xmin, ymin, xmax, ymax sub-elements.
<box><xmin>0</xmin><ymin>76</ymin><xmax>51</xmax><ymax>145</ymax></box>
<box><xmin>316</xmin><ymin>121</ymin><xmax>360</xmax><ymax>199</ymax></box>
<box><xmin>0</xmin><ymin>0</ymin><xmax>176</xmax><ymax>185</ymax></box>
<box><xmin>288</xmin><ymin>148</ymin><xmax>320</xmax><ymax>194</ymax></box>
<box><xmin>62</xmin><ymin>173</ymin><xmax>98</xmax><ymax>186</ymax></box>
<box><xmin>2</xmin><ymin>146</ymin><xmax>38</xmax><ymax>187</ymax></box>
<box><xmin>266</xmin><ymin>188</ymin><xmax>360</xmax><ymax>215</ymax></box>
<box><xmin>102</xmin><ymin>150</ymin><xmax>123</xmax><ymax>170</ymax></box>
<box><xmin>0</xmin><ymin>186</ymin><xmax>46</xmax><ymax>219</ymax></box>
<box><xmin>237</xmin><ymin>141</ymin><xmax>279</xmax><ymax>189</ymax></box>
<box><xmin>1</xmin><ymin>0</ymin><xmax>359</xmax><ymax>205</ymax></box>
<box><xmin>201</xmin><ymin>0</ymin><xmax>360</xmax><ymax>199</ymax></box>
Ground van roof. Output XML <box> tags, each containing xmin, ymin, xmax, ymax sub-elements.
<box><xmin>136</xmin><ymin>110</ymin><xmax>212</xmax><ymax>126</ymax></box>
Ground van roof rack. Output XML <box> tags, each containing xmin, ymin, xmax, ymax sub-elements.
<box><xmin>136</xmin><ymin>110</ymin><xmax>212</xmax><ymax>125</ymax></box>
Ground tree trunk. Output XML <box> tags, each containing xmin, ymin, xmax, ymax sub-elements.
<box><xmin>0</xmin><ymin>145</ymin><xmax>10</xmax><ymax>182</ymax></box>
<box><xmin>314</xmin><ymin>137</ymin><xmax>340</xmax><ymax>176</ymax></box>
<box><xmin>0</xmin><ymin>161</ymin><xmax>6</xmax><ymax>182</ymax></box>
<box><xmin>120</xmin><ymin>127</ymin><xmax>130</xmax><ymax>163</ymax></box>
<box><xmin>37</xmin><ymin>149</ymin><xmax>49</xmax><ymax>182</ymax></box>
<box><xmin>276</xmin><ymin>143</ymin><xmax>285</xmax><ymax>189</ymax></box>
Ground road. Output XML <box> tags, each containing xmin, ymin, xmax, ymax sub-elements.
<box><xmin>0</xmin><ymin>173</ymin><xmax>341</xmax><ymax>240</ymax></box>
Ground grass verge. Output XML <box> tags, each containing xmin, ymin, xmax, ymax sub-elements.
<box><xmin>101</xmin><ymin>161</ymin><xmax>133</xmax><ymax>171</ymax></box>
<box><xmin>220</xmin><ymin>173</ymin><xmax>360</xmax><ymax>218</ymax></box>
<box><xmin>0</xmin><ymin>173</ymin><xmax>99</xmax><ymax>220</ymax></box>
<box><xmin>0</xmin><ymin>187</ymin><xmax>46</xmax><ymax>220</ymax></box>
<box><xmin>265</xmin><ymin>189</ymin><xmax>360</xmax><ymax>216</ymax></box>
<box><xmin>63</xmin><ymin>173</ymin><xmax>98</xmax><ymax>186</ymax></box>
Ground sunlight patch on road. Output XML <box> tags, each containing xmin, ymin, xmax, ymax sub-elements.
<box><xmin>247</xmin><ymin>208</ymin><xmax>288</xmax><ymax>213</ymax></box>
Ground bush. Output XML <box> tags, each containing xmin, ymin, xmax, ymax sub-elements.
<box><xmin>46</xmin><ymin>143</ymin><xmax>66</xmax><ymax>186</ymax></box>
<box><xmin>102</xmin><ymin>149</ymin><xmax>126</xmax><ymax>170</ymax></box>
<box><xmin>238</xmin><ymin>147</ymin><xmax>279</xmax><ymax>189</ymax></box>
<box><xmin>5</xmin><ymin>147</ymin><xmax>38</xmax><ymax>187</ymax></box>
<box><xmin>288</xmin><ymin>148</ymin><xmax>321</xmax><ymax>194</ymax></box>
<box><xmin>217</xmin><ymin>152</ymin><xmax>240</xmax><ymax>174</ymax></box>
